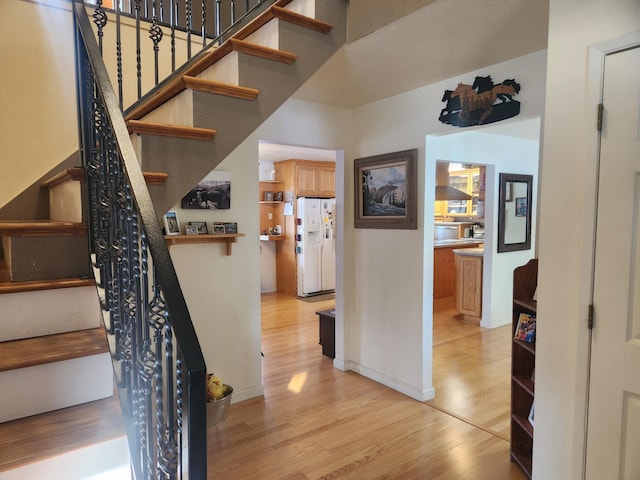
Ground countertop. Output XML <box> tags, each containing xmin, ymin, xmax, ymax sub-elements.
<box><xmin>434</xmin><ymin>238</ymin><xmax>484</xmax><ymax>248</ymax></box>
<box><xmin>452</xmin><ymin>247</ymin><xmax>484</xmax><ymax>256</ymax></box>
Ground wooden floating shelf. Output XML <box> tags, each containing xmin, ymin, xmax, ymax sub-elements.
<box><xmin>164</xmin><ymin>233</ymin><xmax>245</xmax><ymax>255</ymax></box>
<box><xmin>259</xmin><ymin>235</ymin><xmax>285</xmax><ymax>241</ymax></box>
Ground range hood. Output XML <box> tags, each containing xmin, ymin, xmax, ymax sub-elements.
<box><xmin>435</xmin><ymin>162</ymin><xmax>472</xmax><ymax>200</ymax></box>
<box><xmin>435</xmin><ymin>186</ymin><xmax>472</xmax><ymax>201</ymax></box>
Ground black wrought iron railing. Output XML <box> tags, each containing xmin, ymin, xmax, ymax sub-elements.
<box><xmin>72</xmin><ymin>2</ymin><xmax>207</xmax><ymax>478</ymax></box>
<box><xmin>85</xmin><ymin>0</ymin><xmax>276</xmax><ymax>110</ymax></box>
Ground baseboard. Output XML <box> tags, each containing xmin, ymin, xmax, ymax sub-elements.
<box><xmin>340</xmin><ymin>360</ymin><xmax>435</xmax><ymax>402</ymax></box>
<box><xmin>229</xmin><ymin>384</ymin><xmax>264</xmax><ymax>404</ymax></box>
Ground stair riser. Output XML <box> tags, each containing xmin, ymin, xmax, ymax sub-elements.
<box><xmin>48</xmin><ymin>181</ymin><xmax>82</xmax><ymax>223</ymax></box>
<box><xmin>0</xmin><ymin>353</ymin><xmax>113</xmax><ymax>423</ymax></box>
<box><xmin>0</xmin><ymin>286</ymin><xmax>100</xmax><ymax>342</ymax></box>
<box><xmin>0</xmin><ymin>436</ymin><xmax>129</xmax><ymax>480</ymax></box>
<box><xmin>3</xmin><ymin>236</ymin><xmax>90</xmax><ymax>282</ymax></box>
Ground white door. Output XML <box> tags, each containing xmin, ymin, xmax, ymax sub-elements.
<box><xmin>586</xmin><ymin>46</ymin><xmax>640</xmax><ymax>479</ymax></box>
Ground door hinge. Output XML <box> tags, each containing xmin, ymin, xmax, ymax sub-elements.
<box><xmin>588</xmin><ymin>304</ymin><xmax>594</xmax><ymax>330</ymax></box>
<box><xmin>597</xmin><ymin>103</ymin><xmax>604</xmax><ymax>131</ymax></box>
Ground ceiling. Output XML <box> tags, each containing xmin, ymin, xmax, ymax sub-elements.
<box><xmin>260</xmin><ymin>0</ymin><xmax>549</xmax><ymax>162</ymax></box>
<box><xmin>293</xmin><ymin>0</ymin><xmax>549</xmax><ymax>108</ymax></box>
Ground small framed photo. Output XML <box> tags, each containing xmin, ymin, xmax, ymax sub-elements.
<box><xmin>189</xmin><ymin>221</ymin><xmax>208</xmax><ymax>234</ymax></box>
<box><xmin>185</xmin><ymin>224</ymin><xmax>199</xmax><ymax>236</ymax></box>
<box><xmin>515</xmin><ymin>197</ymin><xmax>528</xmax><ymax>217</ymax></box>
<box><xmin>223</xmin><ymin>222</ymin><xmax>237</xmax><ymax>234</ymax></box>
<box><xmin>163</xmin><ymin>211</ymin><xmax>180</xmax><ymax>235</ymax></box>
<box><xmin>274</xmin><ymin>191</ymin><xmax>284</xmax><ymax>202</ymax></box>
<box><xmin>264</xmin><ymin>191</ymin><xmax>274</xmax><ymax>202</ymax></box>
<box><xmin>212</xmin><ymin>223</ymin><xmax>226</xmax><ymax>234</ymax></box>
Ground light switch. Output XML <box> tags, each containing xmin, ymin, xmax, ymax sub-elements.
<box><xmin>268</xmin><ymin>213</ymin><xmax>273</xmax><ymax>220</ymax></box>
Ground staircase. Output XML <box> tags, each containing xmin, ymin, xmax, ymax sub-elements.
<box><xmin>0</xmin><ymin>0</ymin><xmax>346</xmax><ymax>476</ymax></box>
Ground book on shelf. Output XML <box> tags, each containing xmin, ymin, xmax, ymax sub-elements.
<box><xmin>515</xmin><ymin>312</ymin><xmax>536</xmax><ymax>343</ymax></box>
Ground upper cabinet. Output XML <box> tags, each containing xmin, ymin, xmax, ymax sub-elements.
<box><xmin>278</xmin><ymin>160</ymin><xmax>336</xmax><ymax>198</ymax></box>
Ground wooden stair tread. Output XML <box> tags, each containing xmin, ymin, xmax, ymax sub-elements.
<box><xmin>40</xmin><ymin>167</ymin><xmax>85</xmax><ymax>189</ymax></box>
<box><xmin>0</xmin><ymin>276</ymin><xmax>95</xmax><ymax>294</ymax></box>
<box><xmin>238</xmin><ymin>4</ymin><xmax>333</xmax><ymax>38</ymax></box>
<box><xmin>0</xmin><ymin>221</ymin><xmax>87</xmax><ymax>236</ymax></box>
<box><xmin>126</xmin><ymin>120</ymin><xmax>217</xmax><ymax>140</ymax></box>
<box><xmin>124</xmin><ymin>1</ymin><xmax>322</xmax><ymax>122</ymax></box>
<box><xmin>40</xmin><ymin>167</ymin><xmax>167</xmax><ymax>186</ymax></box>
<box><xmin>228</xmin><ymin>38</ymin><xmax>298</xmax><ymax>64</ymax></box>
<box><xmin>182</xmin><ymin>75</ymin><xmax>260</xmax><ymax>100</ymax></box>
<box><xmin>0</xmin><ymin>328</ymin><xmax>109</xmax><ymax>373</ymax></box>
<box><xmin>0</xmin><ymin>396</ymin><xmax>124</xmax><ymax>473</ymax></box>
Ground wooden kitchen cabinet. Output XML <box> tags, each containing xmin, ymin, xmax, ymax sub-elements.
<box><xmin>433</xmin><ymin>243</ymin><xmax>482</xmax><ymax>299</ymax></box>
<box><xmin>278</xmin><ymin>160</ymin><xmax>336</xmax><ymax>198</ymax></box>
<box><xmin>453</xmin><ymin>248</ymin><xmax>483</xmax><ymax>324</ymax></box>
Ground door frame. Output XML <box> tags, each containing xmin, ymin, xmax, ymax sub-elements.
<box><xmin>581</xmin><ymin>31</ymin><xmax>640</xmax><ymax>478</ymax></box>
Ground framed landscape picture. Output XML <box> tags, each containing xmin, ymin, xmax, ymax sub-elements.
<box><xmin>354</xmin><ymin>149</ymin><xmax>417</xmax><ymax>229</ymax></box>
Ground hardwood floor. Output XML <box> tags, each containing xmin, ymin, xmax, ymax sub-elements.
<box><xmin>208</xmin><ymin>292</ymin><xmax>525</xmax><ymax>479</ymax></box>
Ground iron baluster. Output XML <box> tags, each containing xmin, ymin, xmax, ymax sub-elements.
<box><xmin>186</xmin><ymin>0</ymin><xmax>193</xmax><ymax>59</ymax></box>
<box><xmin>201</xmin><ymin>0</ymin><xmax>207</xmax><ymax>48</ymax></box>
<box><xmin>92</xmin><ymin>0</ymin><xmax>107</xmax><ymax>54</ymax></box>
<box><xmin>170</xmin><ymin>0</ymin><xmax>176</xmax><ymax>72</ymax></box>
<box><xmin>231</xmin><ymin>0</ymin><xmax>236</xmax><ymax>24</ymax></box>
<box><xmin>116</xmin><ymin>0</ymin><xmax>123</xmax><ymax>110</ymax></box>
<box><xmin>150</xmin><ymin>0</ymin><xmax>164</xmax><ymax>85</ymax></box>
<box><xmin>134</xmin><ymin>0</ymin><xmax>142</xmax><ymax>99</ymax></box>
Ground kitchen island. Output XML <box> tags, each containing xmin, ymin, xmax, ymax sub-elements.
<box><xmin>433</xmin><ymin>239</ymin><xmax>483</xmax><ymax>299</ymax></box>
<box><xmin>453</xmin><ymin>247</ymin><xmax>484</xmax><ymax>324</ymax></box>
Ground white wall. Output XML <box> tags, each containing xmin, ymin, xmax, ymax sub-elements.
<box><xmin>427</xmin><ymin>122</ymin><xmax>540</xmax><ymax>329</ymax></box>
<box><xmin>534</xmin><ymin>1</ymin><xmax>640</xmax><ymax>479</ymax></box>
<box><xmin>349</xmin><ymin>50</ymin><xmax>547</xmax><ymax>401</ymax></box>
<box><xmin>167</xmin><ymin>98</ymin><xmax>352</xmax><ymax>402</ymax></box>
<box><xmin>0</xmin><ymin>0</ymin><xmax>78</xmax><ymax>208</ymax></box>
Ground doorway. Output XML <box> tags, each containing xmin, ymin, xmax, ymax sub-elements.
<box><xmin>426</xmin><ymin>117</ymin><xmax>542</xmax><ymax>439</ymax></box>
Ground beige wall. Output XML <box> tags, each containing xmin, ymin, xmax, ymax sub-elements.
<box><xmin>346</xmin><ymin>0</ymin><xmax>436</xmax><ymax>42</ymax></box>
<box><xmin>0</xmin><ymin>0</ymin><xmax>78</xmax><ymax>209</ymax></box>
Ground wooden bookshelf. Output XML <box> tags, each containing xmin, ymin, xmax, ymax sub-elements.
<box><xmin>511</xmin><ymin>258</ymin><xmax>538</xmax><ymax>479</ymax></box>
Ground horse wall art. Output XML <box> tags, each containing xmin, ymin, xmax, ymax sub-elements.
<box><xmin>439</xmin><ymin>76</ymin><xmax>521</xmax><ymax>127</ymax></box>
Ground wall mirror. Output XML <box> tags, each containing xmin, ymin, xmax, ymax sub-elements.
<box><xmin>498</xmin><ymin>173</ymin><xmax>533</xmax><ymax>253</ymax></box>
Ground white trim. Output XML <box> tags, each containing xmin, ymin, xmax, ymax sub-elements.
<box><xmin>347</xmin><ymin>361</ymin><xmax>436</xmax><ymax>402</ymax></box>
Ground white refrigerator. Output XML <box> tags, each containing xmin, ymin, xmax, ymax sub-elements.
<box><xmin>296</xmin><ymin>197</ymin><xmax>336</xmax><ymax>297</ymax></box>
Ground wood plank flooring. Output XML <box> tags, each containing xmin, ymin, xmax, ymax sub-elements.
<box><xmin>208</xmin><ymin>292</ymin><xmax>525</xmax><ymax>479</ymax></box>
<box><xmin>0</xmin><ymin>292</ymin><xmax>522</xmax><ymax>478</ymax></box>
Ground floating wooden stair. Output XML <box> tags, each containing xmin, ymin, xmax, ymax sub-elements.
<box><xmin>126</xmin><ymin>120</ymin><xmax>218</xmax><ymax>140</ymax></box>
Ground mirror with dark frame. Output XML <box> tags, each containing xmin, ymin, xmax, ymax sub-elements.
<box><xmin>498</xmin><ymin>173</ymin><xmax>533</xmax><ymax>253</ymax></box>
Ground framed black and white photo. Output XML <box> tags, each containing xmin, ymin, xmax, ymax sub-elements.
<box><xmin>185</xmin><ymin>224</ymin><xmax>198</xmax><ymax>236</ymax></box>
<box><xmin>212</xmin><ymin>223</ymin><xmax>226</xmax><ymax>234</ymax></box>
<box><xmin>181</xmin><ymin>171</ymin><xmax>231</xmax><ymax>210</ymax></box>
<box><xmin>163</xmin><ymin>211</ymin><xmax>180</xmax><ymax>235</ymax></box>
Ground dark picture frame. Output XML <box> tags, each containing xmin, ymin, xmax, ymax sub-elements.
<box><xmin>498</xmin><ymin>173</ymin><xmax>533</xmax><ymax>253</ymax></box>
<box><xmin>354</xmin><ymin>149</ymin><xmax>418</xmax><ymax>229</ymax></box>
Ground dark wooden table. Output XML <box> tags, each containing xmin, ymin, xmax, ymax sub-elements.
<box><xmin>316</xmin><ymin>309</ymin><xmax>335</xmax><ymax>358</ymax></box>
